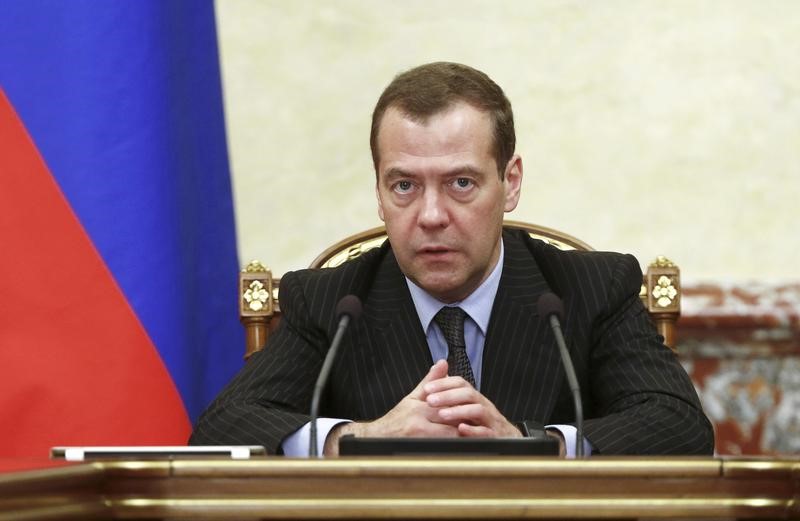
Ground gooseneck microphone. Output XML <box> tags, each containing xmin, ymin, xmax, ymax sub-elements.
<box><xmin>309</xmin><ymin>295</ymin><xmax>363</xmax><ymax>457</ymax></box>
<box><xmin>537</xmin><ymin>293</ymin><xmax>584</xmax><ymax>458</ymax></box>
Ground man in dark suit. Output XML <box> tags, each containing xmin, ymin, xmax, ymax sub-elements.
<box><xmin>190</xmin><ymin>62</ymin><xmax>713</xmax><ymax>457</ymax></box>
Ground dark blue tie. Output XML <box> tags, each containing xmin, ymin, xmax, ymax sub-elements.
<box><xmin>434</xmin><ymin>306</ymin><xmax>476</xmax><ymax>388</ymax></box>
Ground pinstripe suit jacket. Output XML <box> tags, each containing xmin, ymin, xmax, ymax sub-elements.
<box><xmin>190</xmin><ymin>229</ymin><xmax>714</xmax><ymax>455</ymax></box>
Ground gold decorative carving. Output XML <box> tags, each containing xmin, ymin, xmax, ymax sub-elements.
<box><xmin>243</xmin><ymin>280</ymin><xmax>269</xmax><ymax>311</ymax></box>
<box><xmin>346</xmin><ymin>245</ymin><xmax>363</xmax><ymax>262</ymax></box>
<box><xmin>541</xmin><ymin>237</ymin><xmax>576</xmax><ymax>250</ymax></box>
<box><xmin>652</xmin><ymin>275</ymin><xmax>678</xmax><ymax>307</ymax></box>
<box><xmin>243</xmin><ymin>260</ymin><xmax>268</xmax><ymax>273</ymax></box>
<box><xmin>650</xmin><ymin>256</ymin><xmax>676</xmax><ymax>268</ymax></box>
<box><xmin>321</xmin><ymin>236</ymin><xmax>387</xmax><ymax>268</ymax></box>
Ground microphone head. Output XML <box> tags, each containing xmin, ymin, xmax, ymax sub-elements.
<box><xmin>537</xmin><ymin>292</ymin><xmax>564</xmax><ymax>321</ymax></box>
<box><xmin>335</xmin><ymin>294</ymin><xmax>363</xmax><ymax>321</ymax></box>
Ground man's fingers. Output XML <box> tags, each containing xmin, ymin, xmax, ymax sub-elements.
<box><xmin>423</xmin><ymin>374</ymin><xmax>473</xmax><ymax>396</ymax></box>
<box><xmin>363</xmin><ymin>391</ymin><xmax>460</xmax><ymax>438</ymax></box>
<box><xmin>407</xmin><ymin>420</ymin><xmax>461</xmax><ymax>438</ymax></box>
<box><xmin>437</xmin><ymin>403</ymin><xmax>485</xmax><ymax>425</ymax></box>
<box><xmin>436</xmin><ymin>401</ymin><xmax>522</xmax><ymax>438</ymax></box>
<box><xmin>427</xmin><ymin>359</ymin><xmax>449</xmax><ymax>380</ymax></box>
<box><xmin>409</xmin><ymin>359</ymin><xmax>449</xmax><ymax>399</ymax></box>
<box><xmin>426</xmin><ymin>385</ymin><xmax>481</xmax><ymax>409</ymax></box>
<box><xmin>457</xmin><ymin>423</ymin><xmax>495</xmax><ymax>438</ymax></box>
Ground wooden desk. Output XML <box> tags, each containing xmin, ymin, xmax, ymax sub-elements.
<box><xmin>1</xmin><ymin>457</ymin><xmax>798</xmax><ymax>520</ymax></box>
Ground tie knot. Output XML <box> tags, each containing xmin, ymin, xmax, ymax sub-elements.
<box><xmin>434</xmin><ymin>306</ymin><xmax>467</xmax><ymax>348</ymax></box>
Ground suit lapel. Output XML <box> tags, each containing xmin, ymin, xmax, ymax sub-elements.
<box><xmin>481</xmin><ymin>231</ymin><xmax>565</xmax><ymax>423</ymax></box>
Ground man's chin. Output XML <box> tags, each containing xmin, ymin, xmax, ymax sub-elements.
<box><xmin>413</xmin><ymin>276</ymin><xmax>468</xmax><ymax>304</ymax></box>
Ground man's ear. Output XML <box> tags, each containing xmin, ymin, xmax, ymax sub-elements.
<box><xmin>375</xmin><ymin>183</ymin><xmax>385</xmax><ymax>221</ymax></box>
<box><xmin>503</xmin><ymin>154</ymin><xmax>523</xmax><ymax>212</ymax></box>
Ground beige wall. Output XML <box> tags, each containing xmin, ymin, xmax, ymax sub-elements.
<box><xmin>216</xmin><ymin>0</ymin><xmax>799</xmax><ymax>282</ymax></box>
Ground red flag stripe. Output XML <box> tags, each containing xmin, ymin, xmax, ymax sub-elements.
<box><xmin>0</xmin><ymin>89</ymin><xmax>190</xmax><ymax>457</ymax></box>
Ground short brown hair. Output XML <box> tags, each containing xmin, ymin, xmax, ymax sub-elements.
<box><xmin>370</xmin><ymin>62</ymin><xmax>515</xmax><ymax>179</ymax></box>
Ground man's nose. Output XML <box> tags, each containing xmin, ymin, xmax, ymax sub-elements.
<box><xmin>417</xmin><ymin>189</ymin><xmax>450</xmax><ymax>228</ymax></box>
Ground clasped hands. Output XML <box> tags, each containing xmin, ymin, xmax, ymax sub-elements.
<box><xmin>324</xmin><ymin>359</ymin><xmax>522</xmax><ymax>455</ymax></box>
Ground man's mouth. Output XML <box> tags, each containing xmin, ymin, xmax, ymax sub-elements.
<box><xmin>417</xmin><ymin>246</ymin><xmax>455</xmax><ymax>259</ymax></box>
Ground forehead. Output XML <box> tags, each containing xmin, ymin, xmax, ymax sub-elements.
<box><xmin>376</xmin><ymin>103</ymin><xmax>494</xmax><ymax>169</ymax></box>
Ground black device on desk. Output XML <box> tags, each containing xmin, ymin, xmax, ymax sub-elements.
<box><xmin>339</xmin><ymin>435</ymin><xmax>559</xmax><ymax>456</ymax></box>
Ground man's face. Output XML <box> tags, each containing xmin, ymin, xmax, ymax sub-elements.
<box><xmin>375</xmin><ymin>102</ymin><xmax>522</xmax><ymax>303</ymax></box>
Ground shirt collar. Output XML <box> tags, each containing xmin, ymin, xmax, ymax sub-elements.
<box><xmin>406</xmin><ymin>239</ymin><xmax>504</xmax><ymax>335</ymax></box>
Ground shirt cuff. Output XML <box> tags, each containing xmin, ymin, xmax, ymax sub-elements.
<box><xmin>281</xmin><ymin>418</ymin><xmax>352</xmax><ymax>457</ymax></box>
<box><xmin>546</xmin><ymin>424</ymin><xmax>593</xmax><ymax>458</ymax></box>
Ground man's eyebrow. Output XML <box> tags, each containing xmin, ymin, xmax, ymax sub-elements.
<box><xmin>445</xmin><ymin>166</ymin><xmax>487</xmax><ymax>179</ymax></box>
<box><xmin>382</xmin><ymin>166</ymin><xmax>488</xmax><ymax>179</ymax></box>
<box><xmin>383</xmin><ymin>167</ymin><xmax>416</xmax><ymax>179</ymax></box>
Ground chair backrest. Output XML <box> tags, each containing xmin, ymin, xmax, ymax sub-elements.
<box><xmin>239</xmin><ymin>221</ymin><xmax>681</xmax><ymax>359</ymax></box>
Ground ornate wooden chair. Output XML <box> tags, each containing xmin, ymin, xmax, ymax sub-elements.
<box><xmin>239</xmin><ymin>221</ymin><xmax>681</xmax><ymax>359</ymax></box>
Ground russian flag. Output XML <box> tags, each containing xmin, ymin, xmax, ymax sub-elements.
<box><xmin>0</xmin><ymin>1</ymin><xmax>244</xmax><ymax>457</ymax></box>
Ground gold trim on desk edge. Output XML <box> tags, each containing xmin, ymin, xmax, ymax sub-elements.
<box><xmin>162</xmin><ymin>457</ymin><xmax>727</xmax><ymax>477</ymax></box>
<box><xmin>111</xmin><ymin>497</ymin><xmax>791</xmax><ymax>517</ymax></box>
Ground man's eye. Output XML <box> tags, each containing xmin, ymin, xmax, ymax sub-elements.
<box><xmin>453</xmin><ymin>177</ymin><xmax>474</xmax><ymax>190</ymax></box>
<box><xmin>394</xmin><ymin>180</ymin><xmax>413</xmax><ymax>193</ymax></box>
